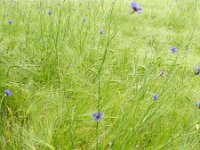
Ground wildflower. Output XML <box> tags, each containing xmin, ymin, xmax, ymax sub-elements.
<box><xmin>8</xmin><ymin>20</ymin><xmax>13</xmax><ymax>25</ymax></box>
<box><xmin>99</xmin><ymin>29</ymin><xmax>103</xmax><ymax>35</ymax></box>
<box><xmin>194</xmin><ymin>67</ymin><xmax>200</xmax><ymax>75</ymax></box>
<box><xmin>195</xmin><ymin>102</ymin><xmax>200</xmax><ymax>109</ymax></box>
<box><xmin>92</xmin><ymin>112</ymin><xmax>102</xmax><ymax>122</ymax></box>
<box><xmin>130</xmin><ymin>2</ymin><xmax>142</xmax><ymax>13</ymax></box>
<box><xmin>152</xmin><ymin>93</ymin><xmax>158</xmax><ymax>100</ymax></box>
<box><xmin>5</xmin><ymin>89</ymin><xmax>12</xmax><ymax>96</ymax></box>
<box><xmin>82</xmin><ymin>17</ymin><xmax>86</xmax><ymax>23</ymax></box>
<box><xmin>160</xmin><ymin>70</ymin><xmax>165</xmax><ymax>77</ymax></box>
<box><xmin>48</xmin><ymin>11</ymin><xmax>52</xmax><ymax>15</ymax></box>
<box><xmin>170</xmin><ymin>47</ymin><xmax>177</xmax><ymax>53</ymax></box>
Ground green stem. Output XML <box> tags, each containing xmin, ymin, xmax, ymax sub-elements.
<box><xmin>95</xmin><ymin>1</ymin><xmax>117</xmax><ymax>149</ymax></box>
<box><xmin>0</xmin><ymin>96</ymin><xmax>6</xmax><ymax>135</ymax></box>
<box><xmin>96</xmin><ymin>122</ymin><xmax>99</xmax><ymax>149</ymax></box>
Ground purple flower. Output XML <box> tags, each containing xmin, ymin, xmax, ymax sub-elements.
<box><xmin>170</xmin><ymin>47</ymin><xmax>177</xmax><ymax>53</ymax></box>
<box><xmin>92</xmin><ymin>112</ymin><xmax>102</xmax><ymax>122</ymax></box>
<box><xmin>152</xmin><ymin>94</ymin><xmax>158</xmax><ymax>100</ymax></box>
<box><xmin>130</xmin><ymin>2</ymin><xmax>142</xmax><ymax>13</ymax></box>
<box><xmin>48</xmin><ymin>11</ymin><xmax>52</xmax><ymax>15</ymax></box>
<box><xmin>8</xmin><ymin>20</ymin><xmax>13</xmax><ymax>24</ymax></box>
<box><xmin>5</xmin><ymin>89</ymin><xmax>12</xmax><ymax>96</ymax></box>
<box><xmin>194</xmin><ymin>67</ymin><xmax>200</xmax><ymax>75</ymax></box>
<box><xmin>195</xmin><ymin>102</ymin><xmax>200</xmax><ymax>109</ymax></box>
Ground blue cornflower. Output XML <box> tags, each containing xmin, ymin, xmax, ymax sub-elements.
<box><xmin>5</xmin><ymin>89</ymin><xmax>12</xmax><ymax>96</ymax></box>
<box><xmin>152</xmin><ymin>93</ymin><xmax>158</xmax><ymax>100</ymax></box>
<box><xmin>194</xmin><ymin>67</ymin><xmax>200</xmax><ymax>75</ymax></box>
<box><xmin>195</xmin><ymin>102</ymin><xmax>200</xmax><ymax>109</ymax></box>
<box><xmin>130</xmin><ymin>2</ymin><xmax>142</xmax><ymax>13</ymax></box>
<box><xmin>48</xmin><ymin>11</ymin><xmax>52</xmax><ymax>15</ymax></box>
<box><xmin>8</xmin><ymin>20</ymin><xmax>13</xmax><ymax>24</ymax></box>
<box><xmin>92</xmin><ymin>112</ymin><xmax>102</xmax><ymax>122</ymax></box>
<box><xmin>170</xmin><ymin>47</ymin><xmax>177</xmax><ymax>53</ymax></box>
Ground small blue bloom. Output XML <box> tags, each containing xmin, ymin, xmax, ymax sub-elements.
<box><xmin>152</xmin><ymin>94</ymin><xmax>158</xmax><ymax>100</ymax></box>
<box><xmin>195</xmin><ymin>102</ymin><xmax>200</xmax><ymax>109</ymax></box>
<box><xmin>194</xmin><ymin>67</ymin><xmax>200</xmax><ymax>75</ymax></box>
<box><xmin>130</xmin><ymin>2</ymin><xmax>142</xmax><ymax>13</ymax></box>
<box><xmin>92</xmin><ymin>112</ymin><xmax>102</xmax><ymax>122</ymax></box>
<box><xmin>48</xmin><ymin>11</ymin><xmax>52</xmax><ymax>15</ymax></box>
<box><xmin>5</xmin><ymin>89</ymin><xmax>12</xmax><ymax>96</ymax></box>
<box><xmin>8</xmin><ymin>20</ymin><xmax>13</xmax><ymax>24</ymax></box>
<box><xmin>170</xmin><ymin>47</ymin><xmax>177</xmax><ymax>53</ymax></box>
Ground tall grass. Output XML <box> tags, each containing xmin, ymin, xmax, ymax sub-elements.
<box><xmin>0</xmin><ymin>0</ymin><xmax>200</xmax><ymax>149</ymax></box>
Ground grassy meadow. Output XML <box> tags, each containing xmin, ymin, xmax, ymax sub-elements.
<box><xmin>1</xmin><ymin>0</ymin><xmax>200</xmax><ymax>149</ymax></box>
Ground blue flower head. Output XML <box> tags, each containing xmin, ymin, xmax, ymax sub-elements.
<box><xmin>48</xmin><ymin>11</ymin><xmax>52</xmax><ymax>15</ymax></box>
<box><xmin>130</xmin><ymin>2</ymin><xmax>142</xmax><ymax>13</ymax></box>
<box><xmin>5</xmin><ymin>89</ymin><xmax>12</xmax><ymax>96</ymax></box>
<box><xmin>152</xmin><ymin>93</ymin><xmax>158</xmax><ymax>100</ymax></box>
<box><xmin>194</xmin><ymin>67</ymin><xmax>200</xmax><ymax>75</ymax></box>
<box><xmin>170</xmin><ymin>47</ymin><xmax>177</xmax><ymax>53</ymax></box>
<box><xmin>92</xmin><ymin>112</ymin><xmax>102</xmax><ymax>122</ymax></box>
<box><xmin>195</xmin><ymin>102</ymin><xmax>200</xmax><ymax>109</ymax></box>
<box><xmin>8</xmin><ymin>20</ymin><xmax>13</xmax><ymax>25</ymax></box>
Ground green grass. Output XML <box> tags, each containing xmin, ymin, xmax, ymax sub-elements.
<box><xmin>0</xmin><ymin>0</ymin><xmax>200</xmax><ymax>149</ymax></box>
